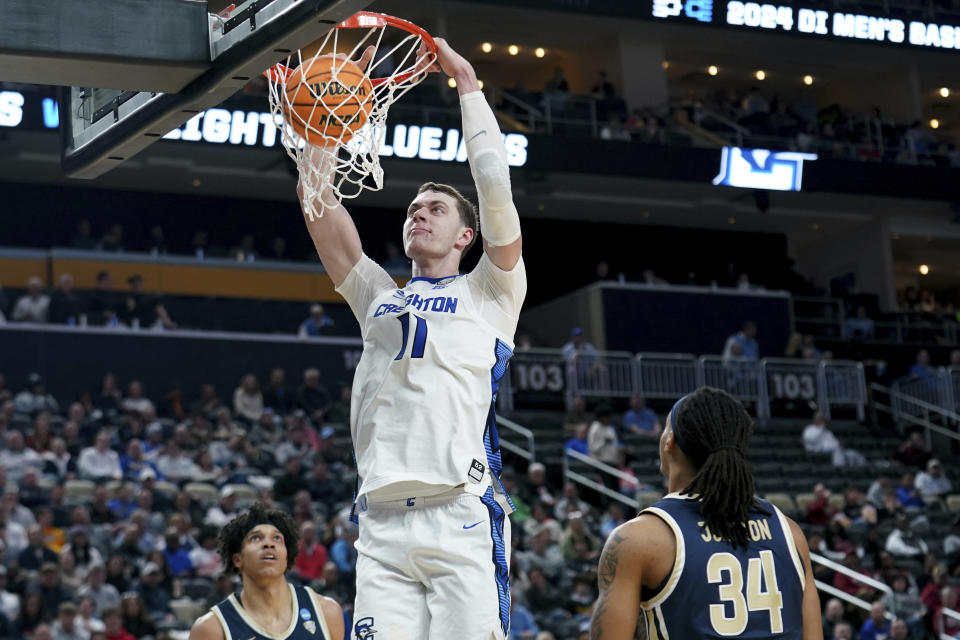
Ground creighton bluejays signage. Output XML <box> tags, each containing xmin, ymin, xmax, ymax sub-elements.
<box><xmin>652</xmin><ymin>0</ymin><xmax>960</xmax><ymax>50</ymax></box>
<box><xmin>713</xmin><ymin>147</ymin><xmax>817</xmax><ymax>192</ymax></box>
<box><xmin>162</xmin><ymin>109</ymin><xmax>529</xmax><ymax>167</ymax></box>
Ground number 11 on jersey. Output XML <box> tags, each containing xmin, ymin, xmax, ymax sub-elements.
<box><xmin>395</xmin><ymin>312</ymin><xmax>428</xmax><ymax>360</ymax></box>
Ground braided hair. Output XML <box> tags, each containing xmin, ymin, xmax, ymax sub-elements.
<box><xmin>672</xmin><ymin>387</ymin><xmax>758</xmax><ymax>549</ymax></box>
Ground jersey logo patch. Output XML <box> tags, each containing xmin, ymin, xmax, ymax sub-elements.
<box><xmin>300</xmin><ymin>608</ymin><xmax>312</xmax><ymax>620</ymax></box>
<box><xmin>355</xmin><ymin>616</ymin><xmax>377</xmax><ymax>639</ymax></box>
<box><xmin>468</xmin><ymin>459</ymin><xmax>485</xmax><ymax>483</ymax></box>
<box><xmin>304</xmin><ymin>620</ymin><xmax>316</xmax><ymax>634</ymax></box>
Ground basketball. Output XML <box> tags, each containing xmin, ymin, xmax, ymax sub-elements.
<box><xmin>283</xmin><ymin>54</ymin><xmax>373</xmax><ymax>145</ymax></box>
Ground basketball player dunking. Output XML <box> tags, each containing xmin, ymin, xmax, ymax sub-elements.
<box><xmin>188</xmin><ymin>503</ymin><xmax>344</xmax><ymax>640</ymax></box>
<box><xmin>590</xmin><ymin>387</ymin><xmax>822</xmax><ymax>640</ymax></box>
<box><xmin>299</xmin><ymin>38</ymin><xmax>524</xmax><ymax>640</ymax></box>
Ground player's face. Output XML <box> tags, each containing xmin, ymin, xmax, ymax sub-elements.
<box><xmin>234</xmin><ymin>524</ymin><xmax>287</xmax><ymax>580</ymax></box>
<box><xmin>403</xmin><ymin>191</ymin><xmax>471</xmax><ymax>261</ymax></box>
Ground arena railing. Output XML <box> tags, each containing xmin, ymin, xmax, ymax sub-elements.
<box><xmin>567</xmin><ymin>350</ymin><xmax>638</xmax><ymax>403</ymax></box>
<box><xmin>820</xmin><ymin>360</ymin><xmax>867</xmax><ymax>421</ymax></box>
<box><xmin>562</xmin><ymin>447</ymin><xmax>640</xmax><ymax>511</ymax></box>
<box><xmin>634</xmin><ymin>353</ymin><xmax>699</xmax><ymax>401</ymax></box>
<box><xmin>792</xmin><ymin>296</ymin><xmax>845</xmax><ymax>338</ymax></box>
<box><xmin>941</xmin><ymin>607</ymin><xmax>960</xmax><ymax>640</ymax></box>
<box><xmin>697</xmin><ymin>355</ymin><xmax>768</xmax><ymax>418</ymax></box>
<box><xmin>809</xmin><ymin>552</ymin><xmax>895</xmax><ymax>621</ymax></box>
<box><xmin>495</xmin><ymin>415</ymin><xmax>536</xmax><ymax>463</ymax></box>
<box><xmin>870</xmin><ymin>382</ymin><xmax>960</xmax><ymax>449</ymax></box>
<box><xmin>891</xmin><ymin>372</ymin><xmax>956</xmax><ymax>422</ymax></box>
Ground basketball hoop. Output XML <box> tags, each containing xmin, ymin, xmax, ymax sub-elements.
<box><xmin>264</xmin><ymin>11</ymin><xmax>438</xmax><ymax>221</ymax></box>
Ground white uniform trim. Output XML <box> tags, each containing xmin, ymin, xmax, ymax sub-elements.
<box><xmin>212</xmin><ymin>606</ymin><xmax>233</xmax><ymax>640</ymax></box>
<box><xmin>655</xmin><ymin>605</ymin><xmax>671</xmax><ymax>640</ymax></box>
<box><xmin>772</xmin><ymin>505</ymin><xmax>806</xmax><ymax>590</ymax></box>
<box><xmin>638</xmin><ymin>506</ymin><xmax>686</xmax><ymax>609</ymax></box>
<box><xmin>305</xmin><ymin>585</ymin><xmax>334</xmax><ymax>640</ymax></box>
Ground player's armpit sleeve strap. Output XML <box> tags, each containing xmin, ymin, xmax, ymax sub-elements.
<box><xmin>460</xmin><ymin>91</ymin><xmax>521</xmax><ymax>247</ymax></box>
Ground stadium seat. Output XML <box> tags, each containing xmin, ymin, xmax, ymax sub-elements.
<box><xmin>184</xmin><ymin>482</ymin><xmax>219</xmax><ymax>507</ymax></box>
<box><xmin>765</xmin><ymin>493</ymin><xmax>797</xmax><ymax>513</ymax></box>
<box><xmin>64</xmin><ymin>479</ymin><xmax>95</xmax><ymax>504</ymax></box>
<box><xmin>222</xmin><ymin>483</ymin><xmax>258</xmax><ymax>507</ymax></box>
<box><xmin>154</xmin><ymin>481</ymin><xmax>180</xmax><ymax>500</ymax></box>
<box><xmin>181</xmin><ymin>577</ymin><xmax>215</xmax><ymax>601</ymax></box>
<box><xmin>794</xmin><ymin>493</ymin><xmax>815</xmax><ymax>512</ymax></box>
<box><xmin>170</xmin><ymin>598</ymin><xmax>205</xmax><ymax>624</ymax></box>
<box><xmin>947</xmin><ymin>494</ymin><xmax>960</xmax><ymax>512</ymax></box>
<box><xmin>827</xmin><ymin>494</ymin><xmax>845</xmax><ymax>510</ymax></box>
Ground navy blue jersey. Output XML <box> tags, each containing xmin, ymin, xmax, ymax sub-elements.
<box><xmin>212</xmin><ymin>583</ymin><xmax>331</xmax><ymax>640</ymax></box>
<box><xmin>640</xmin><ymin>494</ymin><xmax>805</xmax><ymax>640</ymax></box>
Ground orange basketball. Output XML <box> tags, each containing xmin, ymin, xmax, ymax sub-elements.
<box><xmin>284</xmin><ymin>55</ymin><xmax>373</xmax><ymax>145</ymax></box>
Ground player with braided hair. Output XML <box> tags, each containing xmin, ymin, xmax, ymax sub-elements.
<box><xmin>188</xmin><ymin>502</ymin><xmax>343</xmax><ymax>640</ymax></box>
<box><xmin>590</xmin><ymin>387</ymin><xmax>821</xmax><ymax>640</ymax></box>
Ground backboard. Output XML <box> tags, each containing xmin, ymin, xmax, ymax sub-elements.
<box><xmin>55</xmin><ymin>0</ymin><xmax>371</xmax><ymax>179</ymax></box>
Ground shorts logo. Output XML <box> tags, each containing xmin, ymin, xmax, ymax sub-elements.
<box><xmin>406</xmin><ymin>497</ymin><xmax>416</xmax><ymax>507</ymax></box>
<box><xmin>355</xmin><ymin>616</ymin><xmax>377</xmax><ymax>639</ymax></box>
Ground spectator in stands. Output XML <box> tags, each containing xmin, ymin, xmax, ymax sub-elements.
<box><xmin>119</xmin><ymin>439</ymin><xmax>157</xmax><ymax>482</ymax></box>
<box><xmin>229</xmin><ymin>234</ymin><xmax>258</xmax><ymax>262</ymax></box>
<box><xmin>833</xmin><ymin>439</ymin><xmax>868</xmax><ymax>468</ymax></box>
<box><xmin>293</xmin><ymin>520</ymin><xmax>327</xmax><ymax>583</ymax></box>
<box><xmin>190</xmin><ymin>229</ymin><xmax>209</xmax><ymax>259</ymax></box>
<box><xmin>12</xmin><ymin>276</ymin><xmax>51</xmax><ymax>323</ymax></box>
<box><xmin>622</xmin><ymin>394</ymin><xmax>661</xmax><ymax>437</ymax></box>
<box><xmin>886</xmin><ymin>512</ymin><xmax>929</xmax><ymax>558</ymax></box>
<box><xmin>52</xmin><ymin>601</ymin><xmax>84</xmax><ymax>640</ymax></box>
<box><xmin>896</xmin><ymin>473</ymin><xmax>925</xmax><ymax>511</ymax></box>
<box><xmin>821</xmin><ymin>598</ymin><xmax>846</xmax><ymax>640</ymax></box>
<box><xmin>299</xmin><ymin>304</ymin><xmax>335</xmax><ymax>337</ymax></box>
<box><xmin>599</xmin><ymin>114</ymin><xmax>631</xmax><ymax>141</ymax></box>
<box><xmin>564</xmin><ymin>423</ymin><xmax>589</xmax><ymax>458</ymax></box>
<box><xmin>190</xmin><ymin>383</ymin><xmax>223</xmax><ymax>418</ymax></box>
<box><xmin>161</xmin><ymin>527</ymin><xmax>192</xmax><ymax>578</ymax></box>
<box><xmin>120</xmin><ymin>381</ymin><xmax>152</xmax><ymax>417</ymax></box>
<box><xmin>516</xmin><ymin>524</ymin><xmax>564</xmax><ymax>581</ymax></box>
<box><xmin>154</xmin><ymin>440</ymin><xmax>196</xmax><ymax>484</ymax></box>
<box><xmin>134</xmin><ymin>562</ymin><xmax>170</xmax><ymax>624</ymax></box>
<box><xmin>274</xmin><ymin>456</ymin><xmax>309</xmax><ymax>504</ymax></box>
<box><xmin>38</xmin><ymin>563</ymin><xmax>69</xmax><ymax>617</ymax></box>
<box><xmin>74</xmin><ymin>596</ymin><xmax>105</xmax><ymax>637</ymax></box>
<box><xmin>882</xmin><ymin>574</ymin><xmax>926</xmax><ymax>639</ymax></box>
<box><xmin>119</xmin><ymin>274</ymin><xmax>176</xmax><ymax>330</ymax></box>
<box><xmin>561</xmin><ymin>327</ymin><xmax>597</xmax><ymax>361</ymax></box>
<box><xmin>558</xmin><ymin>512</ymin><xmax>600</xmax><ymax>562</ymax></box>
<box><xmin>147</xmin><ymin>225</ymin><xmax>167</xmax><ymax>255</ymax></box>
<box><xmin>381</xmin><ymin>242</ymin><xmax>408</xmax><ymax>271</ymax></box>
<box><xmin>0</xmin><ymin>430</ymin><xmax>42</xmax><ymax>482</ymax></box>
<box><xmin>934</xmin><ymin>586</ymin><xmax>960</xmax><ymax>637</ymax></box>
<box><xmin>19</xmin><ymin>524</ymin><xmax>58</xmax><ymax>572</ymax></box>
<box><xmin>859</xmin><ymin>601</ymin><xmax>890</xmax><ymax>640</ymax></box>
<box><xmin>0</xmin><ymin>566</ymin><xmax>19</xmax><ymax>624</ymax></box>
<box><xmin>722</xmin><ymin>321</ymin><xmax>759</xmax><ymax>360</ymax></box>
<box><xmin>562</xmin><ymin>396</ymin><xmax>590</xmax><ymax>436</ymax></box>
<box><xmin>71</xmin><ymin>220</ymin><xmax>97</xmax><ymax>251</ymax></box>
<box><xmin>324</xmin><ymin>381</ymin><xmax>351</xmax><ymax>425</ymax></box>
<box><xmin>78</xmin><ymin>432</ymin><xmax>122</xmax><ymax>481</ymax></box>
<box><xmin>262</xmin><ymin>368</ymin><xmax>293</xmax><ymax>414</ymax></box>
<box><xmin>509</xmin><ymin>599</ymin><xmax>539</xmax><ymax>640</ymax></box>
<box><xmin>587</xmin><ymin>404</ymin><xmax>620</xmax><ymax>467</ymax></box>
<box><xmin>915</xmin><ymin>458</ymin><xmax>952</xmax><ymax>499</ymax></box>
<box><xmin>100</xmin><ymin>605</ymin><xmax>134</xmax><ymax>640</ymax></box>
<box><xmin>232</xmin><ymin>373</ymin><xmax>263</xmax><ymax>424</ymax></box>
<box><xmin>88</xmin><ymin>485</ymin><xmax>117</xmax><ymax>525</ymax></box>
<box><xmin>894</xmin><ymin>431</ymin><xmax>931</xmax><ymax>468</ymax></box>
<box><xmin>844</xmin><ymin>306</ymin><xmax>876</xmax><ymax>340</ymax></box>
<box><xmin>119</xmin><ymin>593</ymin><xmax>155</xmax><ymax>640</ymax></box>
<box><xmin>802</xmin><ymin>412</ymin><xmax>839</xmax><ymax>453</ymax></box>
<box><xmin>204</xmin><ymin>488</ymin><xmax>239</xmax><ymax>528</ymax></box>
<box><xmin>944</xmin><ymin>516</ymin><xmax>960</xmax><ymax>557</ymax></box>
<box><xmin>87</xmin><ymin>272</ymin><xmax>118</xmax><ymax>327</ymax></box>
<box><xmin>187</xmin><ymin>527</ymin><xmax>221</xmax><ymax>579</ymax></box>
<box><xmin>921</xmin><ymin>562</ymin><xmax>949</xmax><ymax>614</ymax></box>
<box><xmin>49</xmin><ymin>273</ymin><xmax>83</xmax><ymax>325</ymax></box>
<box><xmin>807</xmin><ymin>483</ymin><xmax>838</xmax><ymax>525</ymax></box>
<box><xmin>545</xmin><ymin>67</ymin><xmax>569</xmax><ymax>93</ymax></box>
<box><xmin>907</xmin><ymin>349</ymin><xmax>935</xmax><ymax>381</ymax></box>
<box><xmin>41</xmin><ymin>437</ymin><xmax>72</xmax><ymax>481</ymax></box>
<box><xmin>14</xmin><ymin>373</ymin><xmax>60</xmax><ymax>416</ymax></box>
<box><xmin>98</xmin><ymin>225</ymin><xmax>124</xmax><ymax>253</ymax></box>
<box><xmin>554</xmin><ymin>482</ymin><xmax>592</xmax><ymax>522</ymax></box>
<box><xmin>329</xmin><ymin>520</ymin><xmax>358</xmax><ymax>584</ymax></box>
<box><xmin>19</xmin><ymin>591</ymin><xmax>50</xmax><ymax>636</ymax></box>
<box><xmin>78</xmin><ymin>563</ymin><xmax>120</xmax><ymax>617</ymax></box>
<box><xmin>0</xmin><ymin>509</ymin><xmax>29</xmax><ymax>557</ymax></box>
<box><xmin>518</xmin><ymin>462</ymin><xmax>555</xmax><ymax>509</ymax></box>
<box><xmin>296</xmin><ymin>368</ymin><xmax>330</xmax><ymax>423</ymax></box>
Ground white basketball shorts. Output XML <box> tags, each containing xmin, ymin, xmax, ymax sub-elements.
<box><xmin>352</xmin><ymin>486</ymin><xmax>511</xmax><ymax>640</ymax></box>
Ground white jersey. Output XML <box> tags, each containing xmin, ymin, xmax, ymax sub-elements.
<box><xmin>336</xmin><ymin>252</ymin><xmax>526</xmax><ymax>505</ymax></box>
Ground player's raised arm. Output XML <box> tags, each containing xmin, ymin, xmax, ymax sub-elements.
<box><xmin>429</xmin><ymin>38</ymin><xmax>522</xmax><ymax>272</ymax></box>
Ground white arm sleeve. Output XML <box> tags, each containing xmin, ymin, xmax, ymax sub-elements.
<box><xmin>466</xmin><ymin>252</ymin><xmax>527</xmax><ymax>339</ymax></box>
<box><xmin>460</xmin><ymin>91</ymin><xmax>521</xmax><ymax>247</ymax></box>
<box><xmin>334</xmin><ymin>254</ymin><xmax>398</xmax><ymax>333</ymax></box>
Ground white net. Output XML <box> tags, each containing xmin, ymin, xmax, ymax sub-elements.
<box><xmin>264</xmin><ymin>12</ymin><xmax>437</xmax><ymax>221</ymax></box>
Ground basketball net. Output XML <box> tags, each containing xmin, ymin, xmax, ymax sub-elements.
<box><xmin>264</xmin><ymin>12</ymin><xmax>438</xmax><ymax>221</ymax></box>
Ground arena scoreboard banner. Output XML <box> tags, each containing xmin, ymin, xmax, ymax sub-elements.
<box><xmin>652</xmin><ymin>0</ymin><xmax>960</xmax><ymax>51</ymax></box>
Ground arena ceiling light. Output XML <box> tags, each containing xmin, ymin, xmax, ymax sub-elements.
<box><xmin>707</xmin><ymin>65</ymin><xmax>719</xmax><ymax>76</ymax></box>
<box><xmin>755</xmin><ymin>70</ymin><xmax>766</xmax><ymax>80</ymax></box>
<box><xmin>919</xmin><ymin>264</ymin><xmax>930</xmax><ymax>275</ymax></box>
<box><xmin>930</xmin><ymin>118</ymin><xmax>940</xmax><ymax>129</ymax></box>
<box><xmin>481</xmin><ymin>42</ymin><xmax>492</xmax><ymax>53</ymax></box>
<box><xmin>803</xmin><ymin>75</ymin><xmax>814</xmax><ymax>85</ymax></box>
<box><xmin>534</xmin><ymin>47</ymin><xmax>546</xmax><ymax>58</ymax></box>
<box><xmin>940</xmin><ymin>87</ymin><xmax>950</xmax><ymax>98</ymax></box>
<box><xmin>508</xmin><ymin>44</ymin><xmax>519</xmax><ymax>55</ymax></box>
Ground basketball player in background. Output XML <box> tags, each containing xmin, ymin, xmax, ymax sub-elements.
<box><xmin>188</xmin><ymin>502</ymin><xmax>343</xmax><ymax>640</ymax></box>
<box><xmin>590</xmin><ymin>387</ymin><xmax>821</xmax><ymax>639</ymax></box>
<box><xmin>298</xmin><ymin>37</ymin><xmax>524</xmax><ymax>640</ymax></box>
